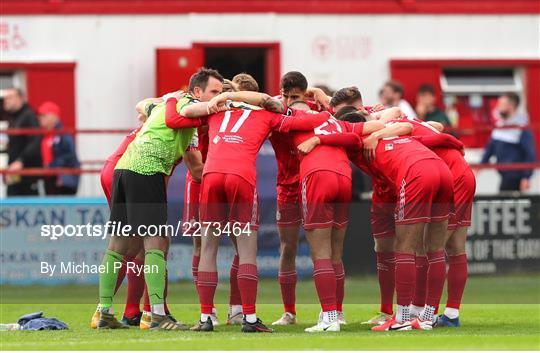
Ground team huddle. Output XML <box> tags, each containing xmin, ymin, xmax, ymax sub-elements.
<box><xmin>91</xmin><ymin>68</ymin><xmax>476</xmax><ymax>333</ymax></box>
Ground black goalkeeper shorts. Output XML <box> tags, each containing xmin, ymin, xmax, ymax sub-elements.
<box><xmin>109</xmin><ymin>169</ymin><xmax>168</xmax><ymax>235</ymax></box>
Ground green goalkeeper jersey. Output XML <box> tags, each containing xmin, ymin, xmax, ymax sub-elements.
<box><xmin>115</xmin><ymin>95</ymin><xmax>197</xmax><ymax>176</ymax></box>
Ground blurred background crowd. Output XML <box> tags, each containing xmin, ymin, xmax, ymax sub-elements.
<box><xmin>1</xmin><ymin>79</ymin><xmax>535</xmax><ymax>197</ymax></box>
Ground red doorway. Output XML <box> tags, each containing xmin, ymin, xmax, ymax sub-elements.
<box><xmin>156</xmin><ymin>42</ymin><xmax>280</xmax><ymax>96</ymax></box>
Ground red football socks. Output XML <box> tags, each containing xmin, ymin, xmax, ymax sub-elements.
<box><xmin>279</xmin><ymin>270</ymin><xmax>297</xmax><ymax>315</ymax></box>
<box><xmin>376</xmin><ymin>252</ymin><xmax>395</xmax><ymax>315</ymax></box>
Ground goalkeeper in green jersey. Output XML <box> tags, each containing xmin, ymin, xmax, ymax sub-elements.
<box><xmin>96</xmin><ymin>68</ymin><xmax>224</xmax><ymax>330</ymax></box>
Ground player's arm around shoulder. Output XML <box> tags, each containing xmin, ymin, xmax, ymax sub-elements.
<box><xmin>135</xmin><ymin>97</ymin><xmax>163</xmax><ymax>118</ymax></box>
<box><xmin>202</xmin><ymin>91</ymin><xmax>274</xmax><ymax>115</ymax></box>
<box><xmin>361</xmin><ymin>120</ymin><xmax>385</xmax><ymax>135</ymax></box>
<box><xmin>362</xmin><ymin>122</ymin><xmax>413</xmax><ymax>162</ymax></box>
<box><xmin>427</xmin><ymin>121</ymin><xmax>444</xmax><ymax>132</ymax></box>
<box><xmin>165</xmin><ymin>94</ymin><xmax>205</xmax><ymax>129</ymax></box>
<box><xmin>372</xmin><ymin>107</ymin><xmax>403</xmax><ymax>124</ymax></box>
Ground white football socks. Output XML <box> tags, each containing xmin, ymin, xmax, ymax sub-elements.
<box><xmin>396</xmin><ymin>305</ymin><xmax>410</xmax><ymax>323</ymax></box>
<box><xmin>410</xmin><ymin>304</ymin><xmax>424</xmax><ymax>318</ymax></box>
<box><xmin>230</xmin><ymin>305</ymin><xmax>243</xmax><ymax>316</ymax></box>
<box><xmin>152</xmin><ymin>304</ymin><xmax>166</xmax><ymax>316</ymax></box>
<box><xmin>444</xmin><ymin>307</ymin><xmax>460</xmax><ymax>319</ymax></box>
<box><xmin>420</xmin><ymin>305</ymin><xmax>436</xmax><ymax>322</ymax></box>
<box><xmin>245</xmin><ymin>313</ymin><xmax>257</xmax><ymax>324</ymax></box>
<box><xmin>322</xmin><ymin>310</ymin><xmax>338</xmax><ymax>323</ymax></box>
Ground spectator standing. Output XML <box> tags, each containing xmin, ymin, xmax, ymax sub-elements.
<box><xmin>3</xmin><ymin>88</ymin><xmax>42</xmax><ymax>196</ymax></box>
<box><xmin>415</xmin><ymin>84</ymin><xmax>452</xmax><ymax>126</ymax></box>
<box><xmin>380</xmin><ymin>80</ymin><xmax>416</xmax><ymax>118</ymax></box>
<box><xmin>481</xmin><ymin>93</ymin><xmax>536</xmax><ymax>192</ymax></box>
<box><xmin>38</xmin><ymin>101</ymin><xmax>80</xmax><ymax>195</ymax></box>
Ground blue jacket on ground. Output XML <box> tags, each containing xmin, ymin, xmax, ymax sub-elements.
<box><xmin>18</xmin><ymin>312</ymin><xmax>68</xmax><ymax>330</ymax></box>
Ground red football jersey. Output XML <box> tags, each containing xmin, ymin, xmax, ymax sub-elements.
<box><xmin>187</xmin><ymin>126</ymin><xmax>209</xmax><ymax>162</ymax></box>
<box><xmin>269</xmin><ymin>98</ymin><xmax>323</xmax><ymax>187</ymax></box>
<box><xmin>269</xmin><ymin>132</ymin><xmax>300</xmax><ymax>187</ymax></box>
<box><xmin>292</xmin><ymin>117</ymin><xmax>352</xmax><ymax>180</ymax></box>
<box><xmin>370</xmin><ymin>136</ymin><xmax>440</xmax><ymax>186</ymax></box>
<box><xmin>204</xmin><ymin>109</ymin><xmax>329</xmax><ymax>186</ymax></box>
<box><xmin>198</xmin><ymin>127</ymin><xmax>209</xmax><ymax>162</ymax></box>
<box><xmin>406</xmin><ymin>117</ymin><xmax>470</xmax><ymax>175</ymax></box>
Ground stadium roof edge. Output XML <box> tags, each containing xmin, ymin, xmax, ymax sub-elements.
<box><xmin>2</xmin><ymin>0</ymin><xmax>539</xmax><ymax>16</ymax></box>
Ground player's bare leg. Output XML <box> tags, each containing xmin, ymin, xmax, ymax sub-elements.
<box><xmin>436</xmin><ymin>226</ymin><xmax>468</xmax><ymax>327</ymax></box>
<box><xmin>304</xmin><ymin>228</ymin><xmax>340</xmax><ymax>332</ymax></box>
<box><xmin>273</xmin><ymin>225</ymin><xmax>299</xmax><ymax>325</ymax></box>
<box><xmin>192</xmin><ymin>235</ymin><xmax>201</xmax><ymax>283</ymax></box>
<box><xmin>227</xmin><ymin>234</ymin><xmax>242</xmax><ymax>325</ymax></box>
<box><xmin>414</xmin><ymin>221</ymin><xmax>448</xmax><ymax>330</ymax></box>
<box><xmin>331</xmin><ymin>227</ymin><xmax>347</xmax><ymax>324</ymax></box>
<box><xmin>373</xmin><ymin>223</ymin><xmax>424</xmax><ymax>331</ymax></box>
<box><xmin>364</xmin><ymin>236</ymin><xmax>395</xmax><ymax>325</ymax></box>
<box><xmin>192</xmin><ymin>226</ymin><xmax>220</xmax><ymax>332</ymax></box>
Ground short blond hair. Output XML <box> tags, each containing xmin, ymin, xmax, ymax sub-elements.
<box><xmin>222</xmin><ymin>79</ymin><xmax>239</xmax><ymax>93</ymax></box>
<box><xmin>232</xmin><ymin>73</ymin><xmax>259</xmax><ymax>92</ymax></box>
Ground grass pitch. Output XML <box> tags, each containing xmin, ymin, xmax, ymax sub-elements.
<box><xmin>1</xmin><ymin>275</ymin><xmax>539</xmax><ymax>350</ymax></box>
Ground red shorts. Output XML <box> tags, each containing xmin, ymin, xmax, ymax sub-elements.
<box><xmin>395</xmin><ymin>159</ymin><xmax>454</xmax><ymax>225</ymax></box>
<box><xmin>183</xmin><ymin>172</ymin><xmax>201</xmax><ymax>233</ymax></box>
<box><xmin>371</xmin><ymin>190</ymin><xmax>397</xmax><ymax>239</ymax></box>
<box><xmin>301</xmin><ymin>171</ymin><xmax>352</xmax><ymax>230</ymax></box>
<box><xmin>448</xmin><ymin>167</ymin><xmax>476</xmax><ymax>229</ymax></box>
<box><xmin>276</xmin><ymin>183</ymin><xmax>301</xmax><ymax>227</ymax></box>
<box><xmin>100</xmin><ymin>160</ymin><xmax>115</xmax><ymax>207</ymax></box>
<box><xmin>199</xmin><ymin>172</ymin><xmax>259</xmax><ymax>230</ymax></box>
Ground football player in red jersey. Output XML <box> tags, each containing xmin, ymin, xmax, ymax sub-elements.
<box><xmin>166</xmin><ymin>90</ymin><xmax>331</xmax><ymax>333</ymax></box>
<box><xmin>300</xmin><ymin>108</ymin><xmax>456</xmax><ymax>331</ymax></box>
<box><xmin>299</xmin><ymin>106</ymin><xmax>402</xmax><ymax>326</ymax></box>
<box><xmin>269</xmin><ymin>72</ymin><xmax>331</xmax><ymax>326</ymax></box>
<box><xmin>290</xmin><ymin>101</ymin><xmax>391</xmax><ymax>332</ymax></box>
<box><xmin>185</xmin><ymin>79</ymin><xmax>244</xmax><ymax>327</ymax></box>
<box><xmin>377</xmin><ymin>113</ymin><xmax>475</xmax><ymax>328</ymax></box>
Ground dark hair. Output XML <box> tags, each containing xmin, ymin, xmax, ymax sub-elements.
<box><xmin>188</xmin><ymin>67</ymin><xmax>224</xmax><ymax>93</ymax></box>
<box><xmin>330</xmin><ymin>86</ymin><xmax>362</xmax><ymax>108</ymax></box>
<box><xmin>384</xmin><ymin>80</ymin><xmax>404</xmax><ymax>97</ymax></box>
<box><xmin>502</xmin><ymin>92</ymin><xmax>520</xmax><ymax>107</ymax></box>
<box><xmin>339</xmin><ymin>111</ymin><xmax>367</xmax><ymax>123</ymax></box>
<box><xmin>334</xmin><ymin>105</ymin><xmax>358</xmax><ymax>119</ymax></box>
<box><xmin>314</xmin><ymin>84</ymin><xmax>334</xmax><ymax>96</ymax></box>
<box><xmin>335</xmin><ymin>106</ymin><xmax>371</xmax><ymax>123</ymax></box>
<box><xmin>232</xmin><ymin>73</ymin><xmax>259</xmax><ymax>92</ymax></box>
<box><xmin>280</xmin><ymin>71</ymin><xmax>308</xmax><ymax>92</ymax></box>
<box><xmin>417</xmin><ymin>84</ymin><xmax>435</xmax><ymax>96</ymax></box>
